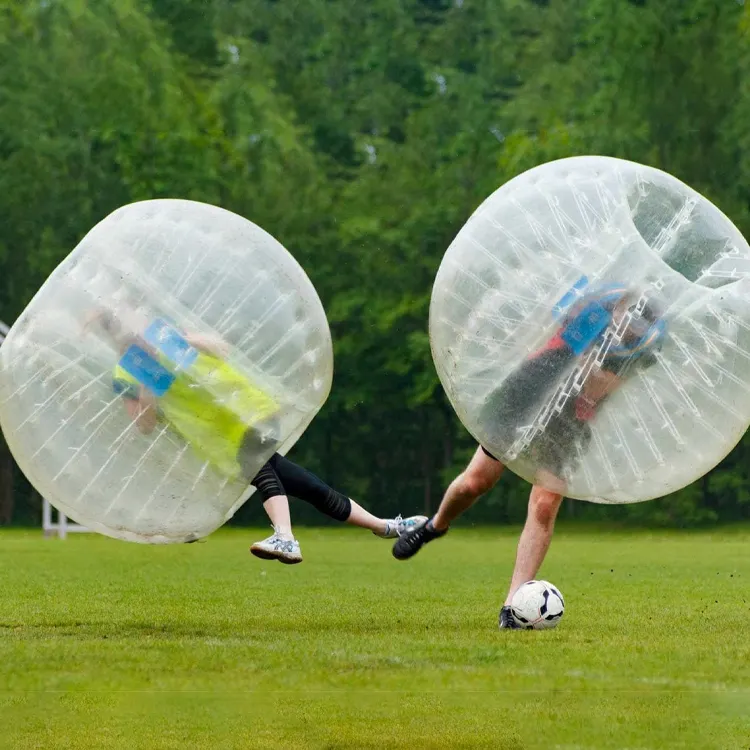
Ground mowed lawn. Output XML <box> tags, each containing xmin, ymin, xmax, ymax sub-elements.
<box><xmin>1</xmin><ymin>526</ymin><xmax>750</xmax><ymax>750</ymax></box>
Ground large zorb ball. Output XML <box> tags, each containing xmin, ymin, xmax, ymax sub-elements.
<box><xmin>431</xmin><ymin>156</ymin><xmax>750</xmax><ymax>503</ymax></box>
<box><xmin>0</xmin><ymin>200</ymin><xmax>333</xmax><ymax>543</ymax></box>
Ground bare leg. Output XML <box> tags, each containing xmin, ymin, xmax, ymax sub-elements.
<box><xmin>261</xmin><ymin>491</ymin><xmax>397</xmax><ymax>537</ymax></box>
<box><xmin>432</xmin><ymin>447</ymin><xmax>505</xmax><ymax>531</ymax></box>
<box><xmin>261</xmin><ymin>494</ymin><xmax>294</xmax><ymax>538</ymax></box>
<box><xmin>267</xmin><ymin>454</ymin><xmax>394</xmax><ymax>534</ymax></box>
<box><xmin>503</xmin><ymin>484</ymin><xmax>563</xmax><ymax>605</ymax></box>
<box><xmin>251</xmin><ymin>492</ymin><xmax>302</xmax><ymax>564</ymax></box>
<box><xmin>344</xmin><ymin>499</ymin><xmax>388</xmax><ymax>534</ymax></box>
<box><xmin>392</xmin><ymin>446</ymin><xmax>506</xmax><ymax>561</ymax></box>
<box><xmin>346</xmin><ymin>499</ymin><xmax>429</xmax><ymax>538</ymax></box>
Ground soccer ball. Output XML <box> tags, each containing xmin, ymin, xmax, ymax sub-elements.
<box><xmin>510</xmin><ymin>580</ymin><xmax>565</xmax><ymax>630</ymax></box>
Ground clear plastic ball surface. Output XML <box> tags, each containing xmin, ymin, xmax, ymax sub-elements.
<box><xmin>0</xmin><ymin>200</ymin><xmax>333</xmax><ymax>543</ymax></box>
<box><xmin>431</xmin><ymin>156</ymin><xmax>750</xmax><ymax>503</ymax></box>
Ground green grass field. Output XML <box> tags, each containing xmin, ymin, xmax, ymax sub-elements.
<box><xmin>1</xmin><ymin>526</ymin><xmax>749</xmax><ymax>749</ymax></box>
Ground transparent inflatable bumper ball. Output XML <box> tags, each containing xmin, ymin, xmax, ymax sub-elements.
<box><xmin>0</xmin><ymin>200</ymin><xmax>333</xmax><ymax>543</ymax></box>
<box><xmin>430</xmin><ymin>156</ymin><xmax>750</xmax><ymax>503</ymax></box>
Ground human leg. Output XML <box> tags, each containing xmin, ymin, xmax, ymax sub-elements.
<box><xmin>268</xmin><ymin>453</ymin><xmax>356</xmax><ymax>522</ymax></box>
<box><xmin>248</xmin><ymin>460</ymin><xmax>302</xmax><ymax>564</ymax></box>
<box><xmin>393</xmin><ymin>446</ymin><xmax>505</xmax><ymax>560</ymax></box>
<box><xmin>432</xmin><ymin>446</ymin><xmax>506</xmax><ymax>531</ymax></box>
<box><xmin>268</xmin><ymin>454</ymin><xmax>426</xmax><ymax>536</ymax></box>
<box><xmin>251</xmin><ymin>462</ymin><xmax>293</xmax><ymax>536</ymax></box>
<box><xmin>238</xmin><ymin>427</ymin><xmax>297</xmax><ymax>536</ymax></box>
<box><xmin>503</xmin><ymin>483</ymin><xmax>563</xmax><ymax>605</ymax></box>
<box><xmin>348</xmin><ymin>499</ymin><xmax>426</xmax><ymax>537</ymax></box>
<box><xmin>504</xmin><ymin>409</ymin><xmax>578</xmax><ymax>599</ymax></box>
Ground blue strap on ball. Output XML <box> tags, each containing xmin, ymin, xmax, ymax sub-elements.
<box><xmin>552</xmin><ymin>275</ymin><xmax>589</xmax><ymax>320</ymax></box>
<box><xmin>142</xmin><ymin>318</ymin><xmax>198</xmax><ymax>371</ymax></box>
<box><xmin>116</xmin><ymin>319</ymin><xmax>200</xmax><ymax>397</ymax></box>
<box><xmin>118</xmin><ymin>345</ymin><xmax>176</xmax><ymax>397</ymax></box>
<box><xmin>560</xmin><ymin>301</ymin><xmax>613</xmax><ymax>354</ymax></box>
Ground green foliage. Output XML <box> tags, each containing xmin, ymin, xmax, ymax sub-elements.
<box><xmin>3</xmin><ymin>0</ymin><xmax>750</xmax><ymax>526</ymax></box>
<box><xmin>0</xmin><ymin>0</ymin><xmax>224</xmax><ymax>318</ymax></box>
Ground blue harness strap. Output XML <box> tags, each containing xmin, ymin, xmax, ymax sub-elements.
<box><xmin>117</xmin><ymin>319</ymin><xmax>200</xmax><ymax>397</ymax></box>
<box><xmin>118</xmin><ymin>345</ymin><xmax>176</xmax><ymax>397</ymax></box>
<box><xmin>560</xmin><ymin>302</ymin><xmax>612</xmax><ymax>355</ymax></box>
<box><xmin>554</xmin><ymin>279</ymin><xmax>666</xmax><ymax>358</ymax></box>
<box><xmin>552</xmin><ymin>275</ymin><xmax>589</xmax><ymax>320</ymax></box>
<box><xmin>142</xmin><ymin>318</ymin><xmax>199</xmax><ymax>371</ymax></box>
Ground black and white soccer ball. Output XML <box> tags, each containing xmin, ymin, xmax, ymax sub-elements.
<box><xmin>510</xmin><ymin>580</ymin><xmax>565</xmax><ymax>630</ymax></box>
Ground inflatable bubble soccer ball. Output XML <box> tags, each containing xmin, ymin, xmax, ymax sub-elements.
<box><xmin>0</xmin><ymin>200</ymin><xmax>333</xmax><ymax>543</ymax></box>
<box><xmin>431</xmin><ymin>156</ymin><xmax>750</xmax><ymax>504</ymax></box>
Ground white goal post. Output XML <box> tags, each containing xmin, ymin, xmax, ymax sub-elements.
<box><xmin>1</xmin><ymin>319</ymin><xmax>90</xmax><ymax>539</ymax></box>
<box><xmin>42</xmin><ymin>498</ymin><xmax>90</xmax><ymax>539</ymax></box>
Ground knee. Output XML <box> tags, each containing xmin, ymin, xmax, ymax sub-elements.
<box><xmin>252</xmin><ymin>463</ymin><xmax>284</xmax><ymax>502</ymax></box>
<box><xmin>323</xmin><ymin>490</ymin><xmax>352</xmax><ymax>522</ymax></box>
<box><xmin>529</xmin><ymin>487</ymin><xmax>563</xmax><ymax>528</ymax></box>
<box><xmin>458</xmin><ymin>470</ymin><xmax>496</xmax><ymax>500</ymax></box>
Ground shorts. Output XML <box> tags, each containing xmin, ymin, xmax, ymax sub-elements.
<box><xmin>481</xmin><ymin>446</ymin><xmax>499</xmax><ymax>461</ymax></box>
<box><xmin>480</xmin><ymin>348</ymin><xmax>573</xmax><ymax>449</ymax></box>
<box><xmin>527</xmin><ymin>406</ymin><xmax>592</xmax><ymax>479</ymax></box>
<box><xmin>483</xmin><ymin>417</ymin><xmax>591</xmax><ymax>478</ymax></box>
<box><xmin>480</xmin><ymin>347</ymin><xmax>588</xmax><ymax>478</ymax></box>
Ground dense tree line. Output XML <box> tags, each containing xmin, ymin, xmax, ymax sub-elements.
<box><xmin>2</xmin><ymin>0</ymin><xmax>750</xmax><ymax>528</ymax></box>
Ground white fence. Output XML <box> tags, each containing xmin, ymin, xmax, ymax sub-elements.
<box><xmin>0</xmin><ymin>319</ymin><xmax>88</xmax><ymax>538</ymax></box>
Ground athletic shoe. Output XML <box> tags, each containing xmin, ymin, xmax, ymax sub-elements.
<box><xmin>375</xmin><ymin>514</ymin><xmax>430</xmax><ymax>539</ymax></box>
<box><xmin>250</xmin><ymin>528</ymin><xmax>303</xmax><ymax>565</ymax></box>
<box><xmin>499</xmin><ymin>606</ymin><xmax>523</xmax><ymax>630</ymax></box>
<box><xmin>392</xmin><ymin>517</ymin><xmax>447</xmax><ymax>560</ymax></box>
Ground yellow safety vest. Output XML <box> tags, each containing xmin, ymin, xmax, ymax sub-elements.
<box><xmin>113</xmin><ymin>349</ymin><xmax>279</xmax><ymax>479</ymax></box>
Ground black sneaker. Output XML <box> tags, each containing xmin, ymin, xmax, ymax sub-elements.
<box><xmin>499</xmin><ymin>606</ymin><xmax>523</xmax><ymax>630</ymax></box>
<box><xmin>392</xmin><ymin>518</ymin><xmax>447</xmax><ymax>560</ymax></box>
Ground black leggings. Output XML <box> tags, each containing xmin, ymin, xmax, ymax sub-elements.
<box><xmin>249</xmin><ymin>453</ymin><xmax>352</xmax><ymax>523</ymax></box>
<box><xmin>237</xmin><ymin>425</ymin><xmax>352</xmax><ymax>523</ymax></box>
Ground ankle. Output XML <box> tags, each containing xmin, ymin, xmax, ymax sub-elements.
<box><xmin>429</xmin><ymin>516</ymin><xmax>449</xmax><ymax>533</ymax></box>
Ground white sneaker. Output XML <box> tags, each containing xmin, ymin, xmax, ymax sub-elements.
<box><xmin>250</xmin><ymin>527</ymin><xmax>303</xmax><ymax>565</ymax></box>
<box><xmin>375</xmin><ymin>514</ymin><xmax>429</xmax><ymax>539</ymax></box>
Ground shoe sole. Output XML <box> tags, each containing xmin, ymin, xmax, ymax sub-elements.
<box><xmin>392</xmin><ymin>546</ymin><xmax>421</xmax><ymax>561</ymax></box>
<box><xmin>392</xmin><ymin>529</ymin><xmax>446</xmax><ymax>560</ymax></box>
<box><xmin>250</xmin><ymin>547</ymin><xmax>303</xmax><ymax>565</ymax></box>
